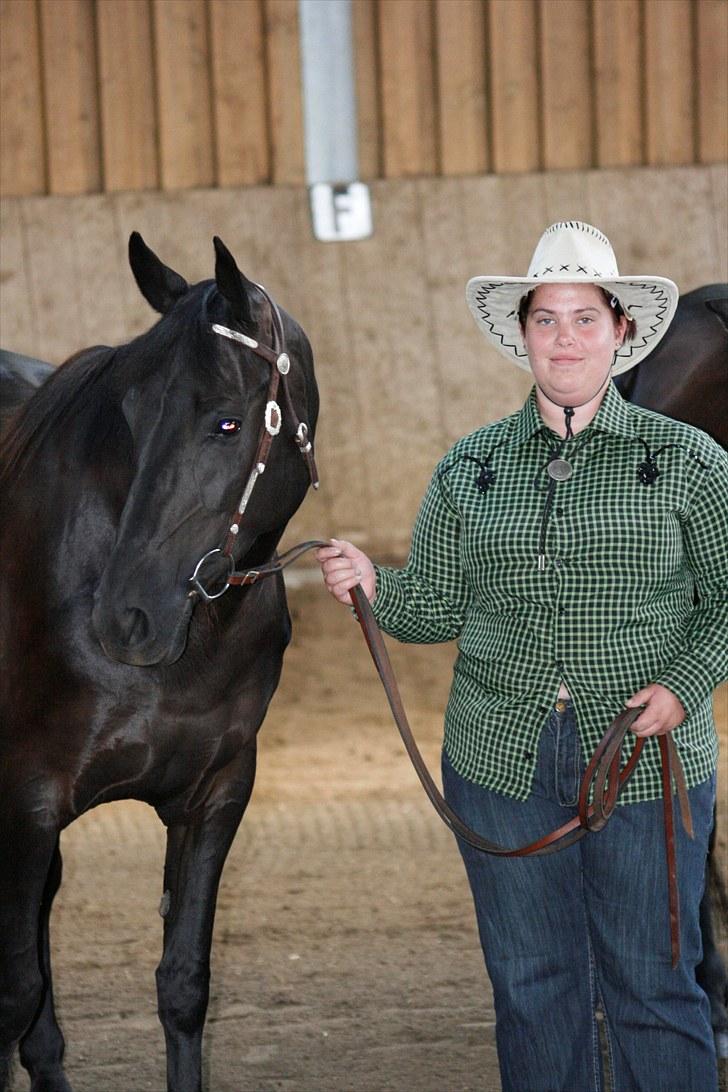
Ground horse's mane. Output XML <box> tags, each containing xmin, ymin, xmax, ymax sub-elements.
<box><xmin>0</xmin><ymin>345</ymin><xmax>124</xmax><ymax>484</ymax></box>
<box><xmin>0</xmin><ymin>291</ymin><xmax>212</xmax><ymax>487</ymax></box>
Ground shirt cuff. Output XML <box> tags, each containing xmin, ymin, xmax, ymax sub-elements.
<box><xmin>655</xmin><ymin>660</ymin><xmax>719</xmax><ymax>720</ymax></box>
<box><xmin>369</xmin><ymin>565</ymin><xmax>409</xmax><ymax>630</ymax></box>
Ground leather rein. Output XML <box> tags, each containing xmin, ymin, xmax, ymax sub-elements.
<box><xmin>186</xmin><ymin>290</ymin><xmax>693</xmax><ymax>969</ymax></box>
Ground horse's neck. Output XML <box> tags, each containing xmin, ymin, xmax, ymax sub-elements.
<box><xmin>2</xmin><ymin>407</ymin><xmax>128</xmax><ymax>600</ymax></box>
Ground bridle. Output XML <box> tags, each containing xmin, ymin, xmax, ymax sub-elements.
<box><xmin>188</xmin><ymin>285</ymin><xmax>319</xmax><ymax>603</ymax></box>
<box><xmin>185</xmin><ymin>287</ymin><xmax>692</xmax><ymax>969</ymax></box>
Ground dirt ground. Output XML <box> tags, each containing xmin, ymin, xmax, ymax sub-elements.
<box><xmin>7</xmin><ymin>579</ymin><xmax>728</xmax><ymax>1092</ymax></box>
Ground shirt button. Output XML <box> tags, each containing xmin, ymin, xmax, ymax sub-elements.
<box><xmin>523</xmin><ymin>750</ymin><xmax>534</xmax><ymax>762</ymax></box>
<box><xmin>554</xmin><ymin>558</ymin><xmax>564</xmax><ymax>568</ymax></box>
<box><xmin>555</xmin><ymin>507</ymin><xmax>564</xmax><ymax>517</ymax></box>
<box><xmin>556</xmin><ymin>660</ymin><xmax>565</xmax><ymax>670</ymax></box>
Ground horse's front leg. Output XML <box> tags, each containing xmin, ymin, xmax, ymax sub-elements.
<box><xmin>155</xmin><ymin>743</ymin><xmax>256</xmax><ymax>1092</ymax></box>
<box><xmin>0</xmin><ymin>817</ymin><xmax>62</xmax><ymax>1092</ymax></box>
<box><xmin>18</xmin><ymin>839</ymin><xmax>72</xmax><ymax>1092</ymax></box>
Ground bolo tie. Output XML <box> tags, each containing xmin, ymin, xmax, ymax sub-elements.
<box><xmin>535</xmin><ymin>406</ymin><xmax>594</xmax><ymax>570</ymax></box>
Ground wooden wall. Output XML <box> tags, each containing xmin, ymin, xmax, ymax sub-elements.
<box><xmin>1</xmin><ymin>0</ymin><xmax>727</xmax><ymax>199</ymax></box>
<box><xmin>2</xmin><ymin>164</ymin><xmax>726</xmax><ymax>557</ymax></box>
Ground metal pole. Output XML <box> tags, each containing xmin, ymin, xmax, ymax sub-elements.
<box><xmin>298</xmin><ymin>0</ymin><xmax>373</xmax><ymax>241</ymax></box>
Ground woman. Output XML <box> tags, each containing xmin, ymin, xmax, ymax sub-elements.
<box><xmin>317</xmin><ymin>222</ymin><xmax>727</xmax><ymax>1091</ymax></box>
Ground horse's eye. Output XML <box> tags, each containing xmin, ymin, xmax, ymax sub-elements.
<box><xmin>217</xmin><ymin>418</ymin><xmax>241</xmax><ymax>436</ymax></box>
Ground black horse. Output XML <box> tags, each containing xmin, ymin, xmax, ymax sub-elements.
<box><xmin>616</xmin><ymin>282</ymin><xmax>728</xmax><ymax>1060</ymax></box>
<box><xmin>0</xmin><ymin>235</ymin><xmax>319</xmax><ymax>1092</ymax></box>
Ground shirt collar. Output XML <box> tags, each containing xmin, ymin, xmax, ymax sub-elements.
<box><xmin>508</xmin><ymin>380</ymin><xmax>635</xmax><ymax>446</ymax></box>
<box><xmin>590</xmin><ymin>380</ymin><xmax>636</xmax><ymax>438</ymax></box>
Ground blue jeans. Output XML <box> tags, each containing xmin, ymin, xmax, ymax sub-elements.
<box><xmin>442</xmin><ymin>700</ymin><xmax>717</xmax><ymax>1092</ymax></box>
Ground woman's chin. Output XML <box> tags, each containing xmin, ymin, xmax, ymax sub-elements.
<box><xmin>543</xmin><ymin>381</ymin><xmax>582</xmax><ymax>404</ymax></box>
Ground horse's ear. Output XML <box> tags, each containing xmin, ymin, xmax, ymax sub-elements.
<box><xmin>128</xmin><ymin>232</ymin><xmax>189</xmax><ymax>314</ymax></box>
<box><xmin>213</xmin><ymin>236</ymin><xmax>256</xmax><ymax>329</ymax></box>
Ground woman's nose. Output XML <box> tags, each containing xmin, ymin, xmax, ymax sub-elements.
<box><xmin>555</xmin><ymin>325</ymin><xmax>575</xmax><ymax>344</ymax></box>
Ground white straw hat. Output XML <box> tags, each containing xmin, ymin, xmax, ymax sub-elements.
<box><xmin>465</xmin><ymin>221</ymin><xmax>679</xmax><ymax>375</ymax></box>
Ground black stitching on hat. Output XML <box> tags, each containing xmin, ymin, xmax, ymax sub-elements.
<box><xmin>615</xmin><ymin>283</ymin><xmax>671</xmax><ymax>358</ymax></box>
<box><xmin>472</xmin><ymin>279</ymin><xmax>672</xmax><ymax>364</ymax></box>
<box><xmin>546</xmin><ymin>221</ymin><xmax>610</xmax><ymax>246</ymax></box>
<box><xmin>473</xmin><ymin>285</ymin><xmax>529</xmax><ymax>357</ymax></box>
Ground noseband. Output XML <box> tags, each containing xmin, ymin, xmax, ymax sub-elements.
<box><xmin>189</xmin><ymin>285</ymin><xmax>319</xmax><ymax>603</ymax></box>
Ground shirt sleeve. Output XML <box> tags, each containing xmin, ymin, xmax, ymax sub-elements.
<box><xmin>370</xmin><ymin>463</ymin><xmax>472</xmax><ymax>644</ymax></box>
<box><xmin>656</xmin><ymin>447</ymin><xmax>728</xmax><ymax>716</ymax></box>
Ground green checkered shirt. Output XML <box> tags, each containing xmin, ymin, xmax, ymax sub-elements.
<box><xmin>371</xmin><ymin>382</ymin><xmax>727</xmax><ymax>803</ymax></box>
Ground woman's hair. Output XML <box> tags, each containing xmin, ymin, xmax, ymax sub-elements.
<box><xmin>518</xmin><ymin>287</ymin><xmax>637</xmax><ymax>342</ymax></box>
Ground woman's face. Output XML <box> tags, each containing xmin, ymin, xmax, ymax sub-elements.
<box><xmin>522</xmin><ymin>284</ymin><xmax>627</xmax><ymax>406</ymax></box>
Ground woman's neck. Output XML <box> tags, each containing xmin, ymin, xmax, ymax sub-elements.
<box><xmin>535</xmin><ymin>382</ymin><xmax>609</xmax><ymax>438</ymax></box>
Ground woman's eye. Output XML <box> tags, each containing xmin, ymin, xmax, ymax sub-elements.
<box><xmin>216</xmin><ymin>418</ymin><xmax>241</xmax><ymax>436</ymax></box>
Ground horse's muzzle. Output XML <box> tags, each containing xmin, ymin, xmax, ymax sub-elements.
<box><xmin>91</xmin><ymin>590</ymin><xmax>195</xmax><ymax>667</ymax></box>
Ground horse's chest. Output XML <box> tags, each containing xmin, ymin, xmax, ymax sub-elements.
<box><xmin>69</xmin><ymin>695</ymin><xmax>257</xmax><ymax>815</ymax></box>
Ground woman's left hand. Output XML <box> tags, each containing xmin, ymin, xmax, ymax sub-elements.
<box><xmin>625</xmin><ymin>684</ymin><xmax>686</xmax><ymax>737</ymax></box>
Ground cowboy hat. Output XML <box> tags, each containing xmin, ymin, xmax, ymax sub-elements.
<box><xmin>465</xmin><ymin>221</ymin><xmax>679</xmax><ymax>375</ymax></box>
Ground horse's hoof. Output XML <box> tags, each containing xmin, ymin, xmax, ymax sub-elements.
<box><xmin>30</xmin><ymin>1072</ymin><xmax>73</xmax><ymax>1092</ymax></box>
<box><xmin>715</xmin><ymin>1029</ymin><xmax>728</xmax><ymax>1060</ymax></box>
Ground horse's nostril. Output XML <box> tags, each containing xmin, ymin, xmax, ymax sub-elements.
<box><xmin>121</xmin><ymin>607</ymin><xmax>152</xmax><ymax>647</ymax></box>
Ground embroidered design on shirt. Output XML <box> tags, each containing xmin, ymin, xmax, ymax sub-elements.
<box><xmin>637</xmin><ymin>455</ymin><xmax>660</xmax><ymax>486</ymax></box>
<box><xmin>634</xmin><ymin>439</ymin><xmax>709</xmax><ymax>486</ymax></box>
<box><xmin>459</xmin><ymin>455</ymin><xmax>496</xmax><ymax>494</ymax></box>
<box><xmin>635</xmin><ymin>439</ymin><xmax>677</xmax><ymax>486</ymax></box>
<box><xmin>441</xmin><ymin>443</ymin><xmax>508</xmax><ymax>497</ymax></box>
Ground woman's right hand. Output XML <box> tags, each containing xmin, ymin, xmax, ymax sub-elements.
<box><xmin>315</xmin><ymin>538</ymin><xmax>377</xmax><ymax>607</ymax></box>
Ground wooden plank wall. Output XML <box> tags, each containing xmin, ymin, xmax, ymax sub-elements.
<box><xmin>2</xmin><ymin>164</ymin><xmax>726</xmax><ymax>556</ymax></box>
<box><xmin>1</xmin><ymin>0</ymin><xmax>727</xmax><ymax>198</ymax></box>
